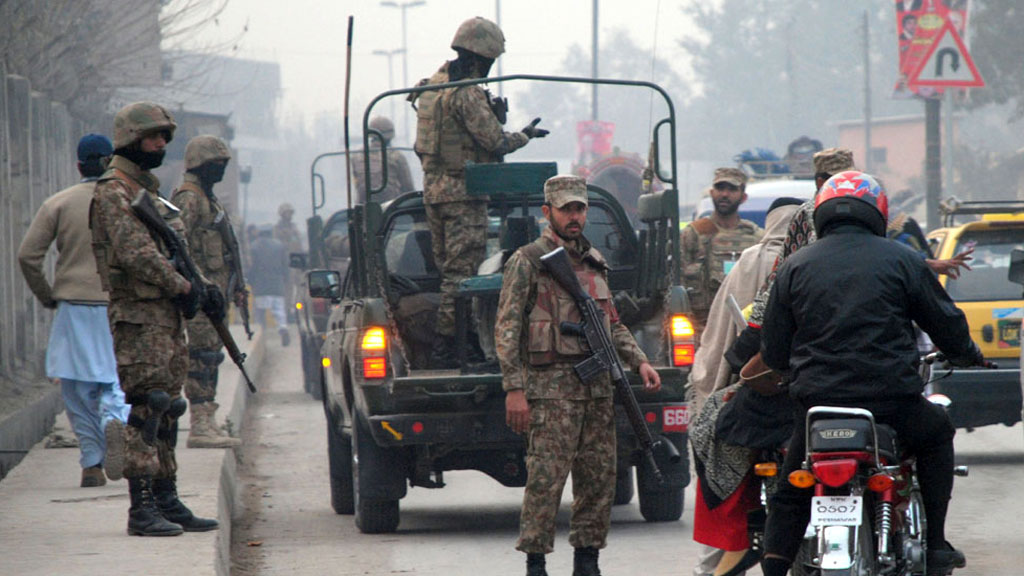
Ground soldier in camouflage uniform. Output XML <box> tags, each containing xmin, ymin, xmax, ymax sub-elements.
<box><xmin>413</xmin><ymin>16</ymin><xmax>548</xmax><ymax>367</ymax></box>
<box><xmin>274</xmin><ymin>202</ymin><xmax>303</xmax><ymax>326</ymax></box>
<box><xmin>171</xmin><ymin>135</ymin><xmax>245</xmax><ymax>449</ymax></box>
<box><xmin>496</xmin><ymin>175</ymin><xmax>661</xmax><ymax>576</ymax></box>
<box><xmin>680</xmin><ymin>167</ymin><xmax>763</xmax><ymax>341</ymax></box>
<box><xmin>351</xmin><ymin>116</ymin><xmax>415</xmax><ymax>203</ymax></box>
<box><xmin>91</xmin><ymin>102</ymin><xmax>220</xmax><ymax>537</ymax></box>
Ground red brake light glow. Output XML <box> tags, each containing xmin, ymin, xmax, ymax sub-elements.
<box><xmin>363</xmin><ymin>357</ymin><xmax>386</xmax><ymax>379</ymax></box>
<box><xmin>673</xmin><ymin>344</ymin><xmax>695</xmax><ymax>367</ymax></box>
<box><xmin>812</xmin><ymin>458</ymin><xmax>860</xmax><ymax>488</ymax></box>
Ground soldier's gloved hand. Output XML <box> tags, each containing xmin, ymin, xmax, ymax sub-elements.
<box><xmin>175</xmin><ymin>282</ymin><xmax>203</xmax><ymax>320</ymax></box>
<box><xmin>725</xmin><ymin>325</ymin><xmax>761</xmax><ymax>374</ymax></box>
<box><xmin>202</xmin><ymin>284</ymin><xmax>227</xmax><ymax>324</ymax></box>
<box><xmin>521</xmin><ymin>117</ymin><xmax>549</xmax><ymax>139</ymax></box>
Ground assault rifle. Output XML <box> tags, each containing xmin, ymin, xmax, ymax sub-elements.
<box><xmin>215</xmin><ymin>210</ymin><xmax>254</xmax><ymax>340</ymax></box>
<box><xmin>540</xmin><ymin>247</ymin><xmax>678</xmax><ymax>484</ymax></box>
<box><xmin>132</xmin><ymin>191</ymin><xmax>257</xmax><ymax>393</ymax></box>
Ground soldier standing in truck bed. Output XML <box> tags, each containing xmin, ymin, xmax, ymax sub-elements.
<box><xmin>680</xmin><ymin>167</ymin><xmax>763</xmax><ymax>342</ymax></box>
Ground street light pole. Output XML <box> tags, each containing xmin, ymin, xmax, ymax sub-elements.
<box><xmin>372</xmin><ymin>48</ymin><xmax>405</xmax><ymax>121</ymax></box>
<box><xmin>381</xmin><ymin>0</ymin><xmax>425</xmax><ymax>145</ymax></box>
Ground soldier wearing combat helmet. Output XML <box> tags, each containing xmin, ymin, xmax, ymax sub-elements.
<box><xmin>350</xmin><ymin>115</ymin><xmax>415</xmax><ymax>203</ymax></box>
<box><xmin>171</xmin><ymin>135</ymin><xmax>245</xmax><ymax>449</ymax></box>
<box><xmin>412</xmin><ymin>16</ymin><xmax>549</xmax><ymax>367</ymax></box>
<box><xmin>680</xmin><ymin>167</ymin><xmax>763</xmax><ymax>340</ymax></box>
<box><xmin>90</xmin><ymin>102</ymin><xmax>221</xmax><ymax>536</ymax></box>
<box><xmin>495</xmin><ymin>174</ymin><xmax>660</xmax><ymax>576</ymax></box>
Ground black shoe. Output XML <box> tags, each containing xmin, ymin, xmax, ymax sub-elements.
<box><xmin>526</xmin><ymin>553</ymin><xmax>548</xmax><ymax>576</ymax></box>
<box><xmin>127</xmin><ymin>477</ymin><xmax>184</xmax><ymax>536</ymax></box>
<box><xmin>573</xmin><ymin>547</ymin><xmax>601</xmax><ymax>576</ymax></box>
<box><xmin>152</xmin><ymin>477</ymin><xmax>219</xmax><ymax>532</ymax></box>
<box><xmin>927</xmin><ymin>542</ymin><xmax>966</xmax><ymax>575</ymax></box>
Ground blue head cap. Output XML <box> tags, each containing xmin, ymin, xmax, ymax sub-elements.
<box><xmin>77</xmin><ymin>133</ymin><xmax>113</xmax><ymax>163</ymax></box>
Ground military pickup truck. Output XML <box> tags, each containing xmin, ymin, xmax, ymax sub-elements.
<box><xmin>306</xmin><ymin>75</ymin><xmax>696</xmax><ymax>534</ymax></box>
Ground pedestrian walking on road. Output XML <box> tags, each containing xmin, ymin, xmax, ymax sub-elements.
<box><xmin>90</xmin><ymin>101</ymin><xmax>220</xmax><ymax>536</ymax></box>
<box><xmin>495</xmin><ymin>175</ymin><xmax>661</xmax><ymax>576</ymax></box>
<box><xmin>248</xmin><ymin>225</ymin><xmax>291</xmax><ymax>347</ymax></box>
<box><xmin>17</xmin><ymin>133</ymin><xmax>130</xmax><ymax>488</ymax></box>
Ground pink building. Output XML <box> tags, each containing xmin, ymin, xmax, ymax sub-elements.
<box><xmin>836</xmin><ymin>114</ymin><xmax>953</xmax><ymax>196</ymax></box>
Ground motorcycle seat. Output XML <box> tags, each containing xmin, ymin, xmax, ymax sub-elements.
<box><xmin>809</xmin><ymin>418</ymin><xmax>900</xmax><ymax>464</ymax></box>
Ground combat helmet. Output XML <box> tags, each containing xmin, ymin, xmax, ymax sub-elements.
<box><xmin>369</xmin><ymin>116</ymin><xmax>395</xmax><ymax>142</ymax></box>
<box><xmin>451</xmin><ymin>17</ymin><xmax>505</xmax><ymax>59</ymax></box>
<box><xmin>113</xmin><ymin>102</ymin><xmax>176</xmax><ymax>149</ymax></box>
<box><xmin>278</xmin><ymin>203</ymin><xmax>295</xmax><ymax>217</ymax></box>
<box><xmin>184</xmin><ymin>135</ymin><xmax>232</xmax><ymax>170</ymax></box>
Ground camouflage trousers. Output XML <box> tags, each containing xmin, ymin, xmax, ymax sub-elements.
<box><xmin>424</xmin><ymin>200</ymin><xmax>487</xmax><ymax>337</ymax></box>
<box><xmin>517</xmin><ymin>397</ymin><xmax>616</xmax><ymax>554</ymax></box>
<box><xmin>184</xmin><ymin>316</ymin><xmax>224</xmax><ymax>404</ymax></box>
<box><xmin>112</xmin><ymin>321</ymin><xmax>188</xmax><ymax>479</ymax></box>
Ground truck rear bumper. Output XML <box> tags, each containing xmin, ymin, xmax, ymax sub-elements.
<box><xmin>930</xmin><ymin>366</ymin><xmax>1022</xmax><ymax>429</ymax></box>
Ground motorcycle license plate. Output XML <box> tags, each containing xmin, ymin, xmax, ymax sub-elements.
<box><xmin>811</xmin><ymin>496</ymin><xmax>862</xmax><ymax>526</ymax></box>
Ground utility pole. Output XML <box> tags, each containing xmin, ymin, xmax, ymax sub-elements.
<box><xmin>381</xmin><ymin>0</ymin><xmax>425</xmax><ymax>145</ymax></box>
<box><xmin>925</xmin><ymin>97</ymin><xmax>942</xmax><ymax>230</ymax></box>
<box><xmin>373</xmin><ymin>48</ymin><xmax>405</xmax><ymax>122</ymax></box>
<box><xmin>863</xmin><ymin>10</ymin><xmax>873</xmax><ymax>173</ymax></box>
<box><xmin>591</xmin><ymin>0</ymin><xmax>598</xmax><ymax>120</ymax></box>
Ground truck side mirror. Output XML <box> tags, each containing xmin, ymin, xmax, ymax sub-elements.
<box><xmin>290</xmin><ymin>252</ymin><xmax>308</xmax><ymax>270</ymax></box>
<box><xmin>308</xmin><ymin>270</ymin><xmax>342</xmax><ymax>302</ymax></box>
<box><xmin>1008</xmin><ymin>248</ymin><xmax>1024</xmax><ymax>286</ymax></box>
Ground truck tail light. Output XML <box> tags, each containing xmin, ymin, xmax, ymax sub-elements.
<box><xmin>670</xmin><ymin>315</ymin><xmax>696</xmax><ymax>367</ymax></box>
<box><xmin>363</xmin><ymin>357</ymin><xmax>387</xmax><ymax>379</ymax></box>
<box><xmin>361</xmin><ymin>327</ymin><xmax>387</xmax><ymax>351</ymax></box>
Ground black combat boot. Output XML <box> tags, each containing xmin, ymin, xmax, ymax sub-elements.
<box><xmin>152</xmin><ymin>477</ymin><xmax>219</xmax><ymax>532</ymax></box>
<box><xmin>127</xmin><ymin>477</ymin><xmax>184</xmax><ymax>536</ymax></box>
<box><xmin>573</xmin><ymin>547</ymin><xmax>602</xmax><ymax>576</ymax></box>
<box><xmin>526</xmin><ymin>553</ymin><xmax>549</xmax><ymax>576</ymax></box>
<box><xmin>430</xmin><ymin>334</ymin><xmax>457</xmax><ymax>369</ymax></box>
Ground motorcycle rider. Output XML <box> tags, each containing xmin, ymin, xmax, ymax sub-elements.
<box><xmin>758</xmin><ymin>171</ymin><xmax>981</xmax><ymax>576</ymax></box>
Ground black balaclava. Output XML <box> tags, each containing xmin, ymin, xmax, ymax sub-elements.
<box><xmin>116</xmin><ymin>141</ymin><xmax>166</xmax><ymax>171</ymax></box>
<box><xmin>189</xmin><ymin>160</ymin><xmax>228</xmax><ymax>194</ymax></box>
<box><xmin>449</xmin><ymin>49</ymin><xmax>495</xmax><ymax>81</ymax></box>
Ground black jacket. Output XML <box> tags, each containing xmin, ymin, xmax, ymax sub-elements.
<box><xmin>761</xmin><ymin>224</ymin><xmax>979</xmax><ymax>405</ymax></box>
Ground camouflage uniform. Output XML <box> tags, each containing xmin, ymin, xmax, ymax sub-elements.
<box><xmin>91</xmin><ymin>155</ymin><xmax>190</xmax><ymax>480</ymax></box>
<box><xmin>414</xmin><ymin>50</ymin><xmax>530</xmax><ymax>339</ymax></box>
<box><xmin>274</xmin><ymin>203</ymin><xmax>303</xmax><ymax>314</ymax></box>
<box><xmin>172</xmin><ymin>135</ymin><xmax>243</xmax><ymax>448</ymax></box>
<box><xmin>681</xmin><ymin>172</ymin><xmax>763</xmax><ymax>335</ymax></box>
<box><xmin>351</xmin><ymin>145</ymin><xmax>414</xmax><ymax>203</ymax></box>
<box><xmin>495</xmin><ymin>176</ymin><xmax>649</xmax><ymax>555</ymax></box>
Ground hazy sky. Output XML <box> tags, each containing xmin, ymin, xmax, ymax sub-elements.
<box><xmin>197</xmin><ymin>0</ymin><xmax>696</xmax><ymax>129</ymax></box>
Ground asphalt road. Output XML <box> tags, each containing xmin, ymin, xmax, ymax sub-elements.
<box><xmin>231</xmin><ymin>333</ymin><xmax>1024</xmax><ymax>576</ymax></box>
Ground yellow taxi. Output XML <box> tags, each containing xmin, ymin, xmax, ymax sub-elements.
<box><xmin>926</xmin><ymin>198</ymin><xmax>1024</xmax><ymax>429</ymax></box>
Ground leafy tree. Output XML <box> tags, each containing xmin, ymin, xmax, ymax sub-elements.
<box><xmin>962</xmin><ymin>0</ymin><xmax>1023</xmax><ymax>121</ymax></box>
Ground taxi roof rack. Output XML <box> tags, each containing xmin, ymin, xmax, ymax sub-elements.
<box><xmin>940</xmin><ymin>196</ymin><xmax>1024</xmax><ymax>227</ymax></box>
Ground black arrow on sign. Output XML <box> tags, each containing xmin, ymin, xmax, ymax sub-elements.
<box><xmin>935</xmin><ymin>48</ymin><xmax>961</xmax><ymax>77</ymax></box>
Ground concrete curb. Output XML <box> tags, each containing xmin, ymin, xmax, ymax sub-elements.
<box><xmin>215</xmin><ymin>325</ymin><xmax>266</xmax><ymax>576</ymax></box>
<box><xmin>0</xmin><ymin>386</ymin><xmax>63</xmax><ymax>480</ymax></box>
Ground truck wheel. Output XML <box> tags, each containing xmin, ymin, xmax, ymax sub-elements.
<box><xmin>613</xmin><ymin>466</ymin><xmax>634</xmax><ymax>506</ymax></box>
<box><xmin>309</xmin><ymin>349</ymin><xmax>324</xmax><ymax>401</ymax></box>
<box><xmin>636</xmin><ymin>464</ymin><xmax>684</xmax><ymax>522</ymax></box>
<box><xmin>352</xmin><ymin>413</ymin><xmax>401</xmax><ymax>533</ymax></box>
<box><xmin>326</xmin><ymin>409</ymin><xmax>354</xmax><ymax>514</ymax></box>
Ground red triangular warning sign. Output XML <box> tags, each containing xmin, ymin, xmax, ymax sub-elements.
<box><xmin>907</xmin><ymin>21</ymin><xmax>984</xmax><ymax>88</ymax></box>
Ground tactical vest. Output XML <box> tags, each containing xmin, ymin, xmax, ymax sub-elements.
<box><xmin>684</xmin><ymin>217</ymin><xmax>761</xmax><ymax>311</ymax></box>
<box><xmin>518</xmin><ymin>240</ymin><xmax>615</xmax><ymax>367</ymax></box>
<box><xmin>171</xmin><ymin>181</ymin><xmax>229</xmax><ymax>274</ymax></box>
<box><xmin>91</xmin><ymin>167</ymin><xmax>183</xmax><ymax>301</ymax></box>
<box><xmin>414</xmin><ymin>65</ymin><xmax>495</xmax><ymax>176</ymax></box>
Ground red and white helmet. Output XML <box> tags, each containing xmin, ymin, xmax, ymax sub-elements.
<box><xmin>813</xmin><ymin>170</ymin><xmax>888</xmax><ymax>237</ymax></box>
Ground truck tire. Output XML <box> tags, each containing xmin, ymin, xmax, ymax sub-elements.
<box><xmin>308</xmin><ymin>348</ymin><xmax>324</xmax><ymax>401</ymax></box>
<box><xmin>636</xmin><ymin>464</ymin><xmax>684</xmax><ymax>522</ymax></box>
<box><xmin>352</xmin><ymin>412</ymin><xmax>401</xmax><ymax>533</ymax></box>
<box><xmin>613</xmin><ymin>466</ymin><xmax>635</xmax><ymax>506</ymax></box>
<box><xmin>326</xmin><ymin>408</ymin><xmax>354</xmax><ymax>514</ymax></box>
